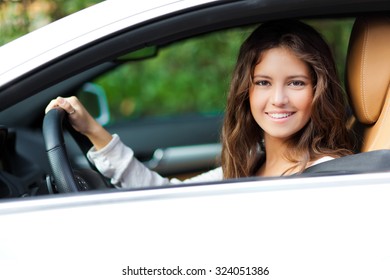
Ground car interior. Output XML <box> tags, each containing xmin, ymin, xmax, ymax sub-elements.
<box><xmin>346</xmin><ymin>16</ymin><xmax>390</xmax><ymax>153</ymax></box>
<box><xmin>303</xmin><ymin>15</ymin><xmax>390</xmax><ymax>175</ymax></box>
<box><xmin>0</xmin><ymin>6</ymin><xmax>389</xmax><ymax>199</ymax></box>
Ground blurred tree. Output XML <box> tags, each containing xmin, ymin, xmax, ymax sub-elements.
<box><xmin>93</xmin><ymin>28</ymin><xmax>250</xmax><ymax>122</ymax></box>
<box><xmin>0</xmin><ymin>0</ymin><xmax>100</xmax><ymax>46</ymax></box>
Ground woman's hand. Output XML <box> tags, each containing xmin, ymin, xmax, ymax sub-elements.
<box><xmin>45</xmin><ymin>96</ymin><xmax>112</xmax><ymax>150</ymax></box>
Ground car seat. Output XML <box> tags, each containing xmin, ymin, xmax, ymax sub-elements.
<box><xmin>346</xmin><ymin>15</ymin><xmax>390</xmax><ymax>152</ymax></box>
<box><xmin>303</xmin><ymin>16</ymin><xmax>390</xmax><ymax>175</ymax></box>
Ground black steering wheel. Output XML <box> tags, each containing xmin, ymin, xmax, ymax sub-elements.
<box><xmin>42</xmin><ymin>108</ymin><xmax>110</xmax><ymax>193</ymax></box>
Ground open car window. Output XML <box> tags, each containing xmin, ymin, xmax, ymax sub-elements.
<box><xmin>69</xmin><ymin>18</ymin><xmax>355</xmax><ymax>179</ymax></box>
<box><xmin>79</xmin><ymin>19</ymin><xmax>354</xmax><ymax>126</ymax></box>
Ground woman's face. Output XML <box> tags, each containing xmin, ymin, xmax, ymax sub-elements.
<box><xmin>249</xmin><ymin>47</ymin><xmax>314</xmax><ymax>142</ymax></box>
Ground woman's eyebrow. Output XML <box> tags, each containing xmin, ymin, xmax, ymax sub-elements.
<box><xmin>253</xmin><ymin>74</ymin><xmax>272</xmax><ymax>79</ymax></box>
<box><xmin>253</xmin><ymin>74</ymin><xmax>310</xmax><ymax>80</ymax></box>
<box><xmin>287</xmin><ymin>75</ymin><xmax>311</xmax><ymax>80</ymax></box>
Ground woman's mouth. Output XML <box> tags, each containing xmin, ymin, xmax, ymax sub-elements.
<box><xmin>266</xmin><ymin>112</ymin><xmax>295</xmax><ymax>119</ymax></box>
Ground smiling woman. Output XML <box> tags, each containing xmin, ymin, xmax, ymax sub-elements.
<box><xmin>250</xmin><ymin>47</ymin><xmax>314</xmax><ymax>142</ymax></box>
<box><xmin>222</xmin><ymin>19</ymin><xmax>355</xmax><ymax>178</ymax></box>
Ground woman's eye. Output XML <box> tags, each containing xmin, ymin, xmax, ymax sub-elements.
<box><xmin>289</xmin><ymin>80</ymin><xmax>305</xmax><ymax>87</ymax></box>
<box><xmin>254</xmin><ymin>80</ymin><xmax>270</xmax><ymax>86</ymax></box>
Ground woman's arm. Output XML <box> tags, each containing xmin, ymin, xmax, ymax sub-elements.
<box><xmin>45</xmin><ymin>96</ymin><xmax>223</xmax><ymax>188</ymax></box>
<box><xmin>45</xmin><ymin>96</ymin><xmax>112</xmax><ymax>150</ymax></box>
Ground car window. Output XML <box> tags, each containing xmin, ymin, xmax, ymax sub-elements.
<box><xmin>80</xmin><ymin>27</ymin><xmax>253</xmax><ymax>125</ymax></box>
<box><xmin>79</xmin><ymin>18</ymin><xmax>353</xmax><ymax>127</ymax></box>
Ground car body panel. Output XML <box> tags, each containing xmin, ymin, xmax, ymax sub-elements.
<box><xmin>1</xmin><ymin>172</ymin><xmax>390</xmax><ymax>279</ymax></box>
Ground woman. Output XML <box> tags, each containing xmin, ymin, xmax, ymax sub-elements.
<box><xmin>221</xmin><ymin>20</ymin><xmax>354</xmax><ymax>178</ymax></box>
<box><xmin>45</xmin><ymin>20</ymin><xmax>355</xmax><ymax>188</ymax></box>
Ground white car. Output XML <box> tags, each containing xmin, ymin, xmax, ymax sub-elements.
<box><xmin>0</xmin><ymin>0</ymin><xmax>390</xmax><ymax>279</ymax></box>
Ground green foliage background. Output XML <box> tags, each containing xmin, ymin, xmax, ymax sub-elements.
<box><xmin>92</xmin><ymin>28</ymin><xmax>251</xmax><ymax>122</ymax></box>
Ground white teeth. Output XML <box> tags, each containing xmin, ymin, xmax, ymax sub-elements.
<box><xmin>268</xmin><ymin>113</ymin><xmax>293</xmax><ymax>119</ymax></box>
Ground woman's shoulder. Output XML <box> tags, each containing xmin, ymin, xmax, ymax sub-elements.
<box><xmin>173</xmin><ymin>167</ymin><xmax>223</xmax><ymax>184</ymax></box>
<box><xmin>309</xmin><ymin>156</ymin><xmax>335</xmax><ymax>167</ymax></box>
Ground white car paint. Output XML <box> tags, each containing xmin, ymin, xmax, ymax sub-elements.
<box><xmin>0</xmin><ymin>172</ymin><xmax>390</xmax><ymax>280</ymax></box>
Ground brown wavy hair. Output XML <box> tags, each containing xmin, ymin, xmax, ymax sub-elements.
<box><xmin>221</xmin><ymin>20</ymin><xmax>355</xmax><ymax>178</ymax></box>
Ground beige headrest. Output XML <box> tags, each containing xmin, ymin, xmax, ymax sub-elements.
<box><xmin>346</xmin><ymin>16</ymin><xmax>390</xmax><ymax>124</ymax></box>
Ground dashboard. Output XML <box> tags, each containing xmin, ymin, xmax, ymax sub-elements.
<box><xmin>0</xmin><ymin>126</ymin><xmax>48</xmax><ymax>198</ymax></box>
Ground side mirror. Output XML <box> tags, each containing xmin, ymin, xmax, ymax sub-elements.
<box><xmin>78</xmin><ymin>82</ymin><xmax>110</xmax><ymax>126</ymax></box>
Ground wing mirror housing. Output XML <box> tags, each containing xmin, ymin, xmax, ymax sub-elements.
<box><xmin>79</xmin><ymin>82</ymin><xmax>110</xmax><ymax>126</ymax></box>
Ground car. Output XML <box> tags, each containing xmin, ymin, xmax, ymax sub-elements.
<box><xmin>0</xmin><ymin>0</ymin><xmax>390</xmax><ymax>279</ymax></box>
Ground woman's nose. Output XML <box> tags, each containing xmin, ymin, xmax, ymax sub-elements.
<box><xmin>271</xmin><ymin>86</ymin><xmax>288</xmax><ymax>106</ymax></box>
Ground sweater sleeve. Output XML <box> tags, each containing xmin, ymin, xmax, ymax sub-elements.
<box><xmin>87</xmin><ymin>134</ymin><xmax>223</xmax><ymax>189</ymax></box>
<box><xmin>87</xmin><ymin>134</ymin><xmax>169</xmax><ymax>188</ymax></box>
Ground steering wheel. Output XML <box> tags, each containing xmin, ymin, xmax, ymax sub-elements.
<box><xmin>42</xmin><ymin>108</ymin><xmax>110</xmax><ymax>193</ymax></box>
